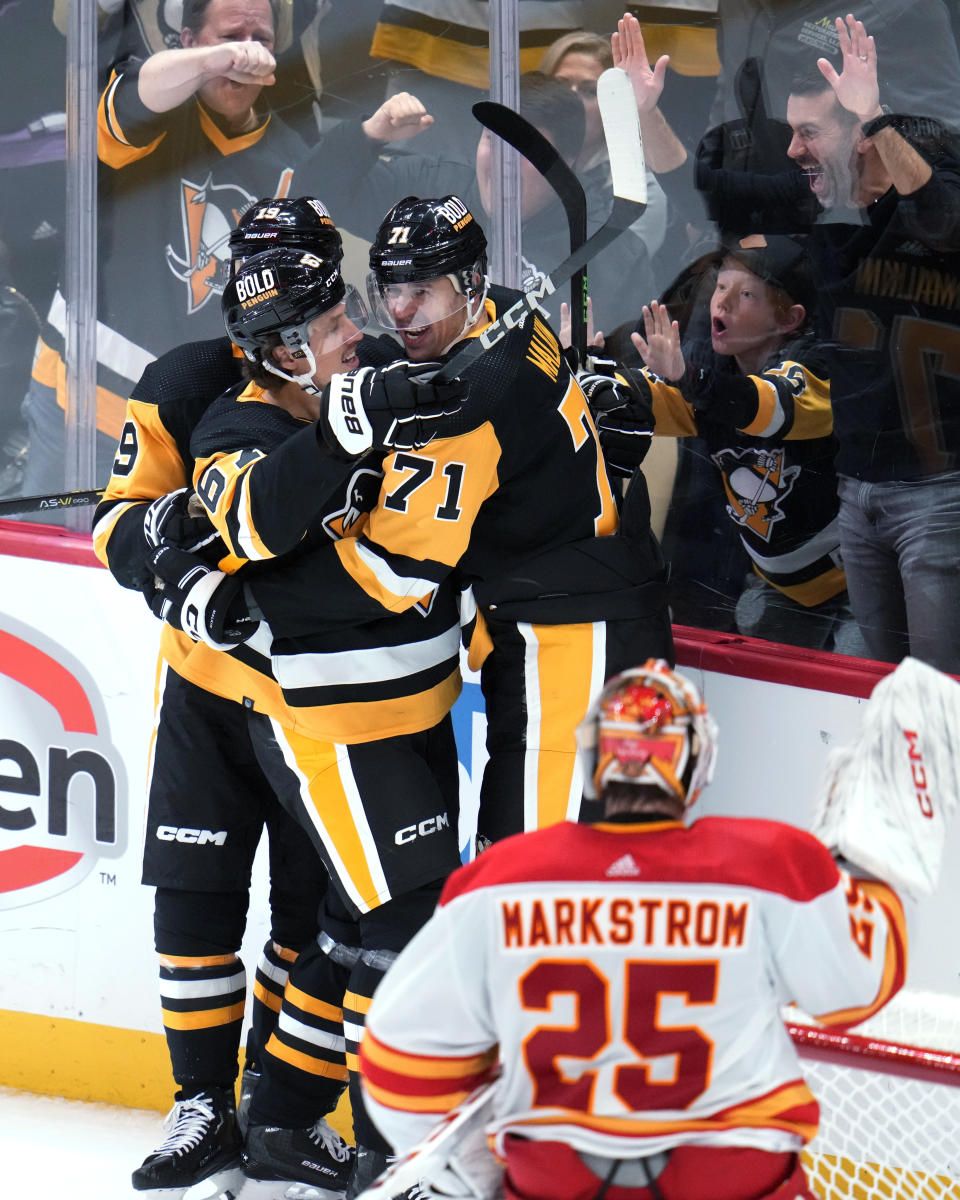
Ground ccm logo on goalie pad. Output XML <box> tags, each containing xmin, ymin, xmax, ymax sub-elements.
<box><xmin>905</xmin><ymin>730</ymin><xmax>934</xmax><ymax>819</ymax></box>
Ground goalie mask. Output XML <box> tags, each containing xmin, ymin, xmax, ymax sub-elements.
<box><xmin>366</xmin><ymin>195</ymin><xmax>488</xmax><ymax>352</ymax></box>
<box><xmin>578</xmin><ymin>660</ymin><xmax>718</xmax><ymax>807</ymax></box>
<box><xmin>229</xmin><ymin>197</ymin><xmax>341</xmax><ymax>268</ymax></box>
<box><xmin>222</xmin><ymin>246</ymin><xmax>368</xmax><ymax>393</ymax></box>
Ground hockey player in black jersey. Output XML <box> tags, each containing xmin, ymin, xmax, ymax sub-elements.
<box><xmin>156</xmin><ymin>232</ymin><xmax>471</xmax><ymax>1200</ymax></box>
<box><xmin>93</xmin><ymin>196</ymin><xmax>461</xmax><ymax>1200</ymax></box>
<box><xmin>147</xmin><ymin>193</ymin><xmax>674</xmax><ymax>1196</ymax></box>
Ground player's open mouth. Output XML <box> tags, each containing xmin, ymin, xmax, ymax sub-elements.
<box><xmin>400</xmin><ymin>326</ymin><xmax>429</xmax><ymax>345</ymax></box>
<box><xmin>712</xmin><ymin>317</ymin><xmax>726</xmax><ymax>335</ymax></box>
<box><xmin>341</xmin><ymin>350</ymin><xmax>359</xmax><ymax>368</ymax></box>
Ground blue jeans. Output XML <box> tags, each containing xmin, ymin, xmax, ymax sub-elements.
<box><xmin>837</xmin><ymin>471</ymin><xmax>960</xmax><ymax>673</ymax></box>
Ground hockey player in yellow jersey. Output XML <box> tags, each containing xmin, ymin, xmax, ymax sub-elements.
<box><xmin>238</xmin><ymin>195</ymin><xmax>675</xmax><ymax>856</ymax></box>
<box><xmin>148</xmin><ymin>193</ymin><xmax>674</xmax><ymax>1196</ymax></box>
<box><xmin>145</xmin><ymin>225</ymin><xmax>472</xmax><ymax>1198</ymax></box>
<box><xmin>94</xmin><ymin>196</ymin><xmax>461</xmax><ymax>1199</ymax></box>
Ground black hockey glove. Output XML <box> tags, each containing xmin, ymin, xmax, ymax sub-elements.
<box><xmin>594</xmin><ymin>404</ymin><xmax>655</xmax><ymax>476</ymax></box>
<box><xmin>579</xmin><ymin>370</ymin><xmax>656</xmax><ymax>478</ymax></box>
<box><xmin>145</xmin><ymin>545</ymin><xmax>257</xmax><ymax>649</ymax></box>
<box><xmin>142</xmin><ymin>487</ymin><xmax>221</xmax><ymax>555</ymax></box>
<box><xmin>318</xmin><ymin>361</ymin><xmax>470</xmax><ymax>462</ymax></box>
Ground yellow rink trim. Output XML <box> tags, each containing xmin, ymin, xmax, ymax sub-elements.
<box><xmin>0</xmin><ymin>1008</ymin><xmax>354</xmax><ymax>1141</ymax></box>
<box><xmin>802</xmin><ymin>1151</ymin><xmax>960</xmax><ymax>1199</ymax></box>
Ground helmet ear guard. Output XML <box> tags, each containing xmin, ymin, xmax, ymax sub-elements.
<box><xmin>577</xmin><ymin>660</ymin><xmax>718</xmax><ymax>808</ymax></box>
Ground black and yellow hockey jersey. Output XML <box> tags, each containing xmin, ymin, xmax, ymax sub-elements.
<box><xmin>93</xmin><ymin>331</ymin><xmax>404</xmax><ymax>730</ymax></box>
<box><xmin>190</xmin><ymin>384</ymin><xmax>462</xmax><ymax>742</ymax></box>
<box><xmin>242</xmin><ymin>286</ymin><xmax>667</xmax><ymax>662</ymax></box>
<box><xmin>629</xmin><ymin>333</ymin><xmax>843</xmax><ymax>606</ymax></box>
<box><xmin>37</xmin><ymin>58</ymin><xmax>306</xmax><ymax>440</ymax></box>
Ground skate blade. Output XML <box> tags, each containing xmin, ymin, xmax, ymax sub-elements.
<box><xmin>234</xmin><ymin>1179</ymin><xmax>347</xmax><ymax>1200</ymax></box>
<box><xmin>180</xmin><ymin>1165</ymin><xmax>246</xmax><ymax>1200</ymax></box>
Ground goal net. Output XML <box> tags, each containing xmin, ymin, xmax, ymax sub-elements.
<box><xmin>788</xmin><ymin>990</ymin><xmax>960</xmax><ymax>1200</ymax></box>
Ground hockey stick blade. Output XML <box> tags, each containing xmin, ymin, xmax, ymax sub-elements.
<box><xmin>435</xmin><ymin>69</ymin><xmax>646</xmax><ymax>385</ymax></box>
<box><xmin>597</xmin><ymin>66</ymin><xmax>647</xmax><ymax>206</ymax></box>
<box><xmin>472</xmin><ymin>101</ymin><xmax>589</xmax><ymax>352</ymax></box>
<box><xmin>0</xmin><ymin>486</ymin><xmax>104</xmax><ymax>517</ymax></box>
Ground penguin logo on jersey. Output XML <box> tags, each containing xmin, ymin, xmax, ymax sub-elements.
<box><xmin>322</xmin><ymin>466</ymin><xmax>385</xmax><ymax>540</ymax></box>
<box><xmin>165</xmin><ymin>171</ymin><xmax>293</xmax><ymax>314</ymax></box>
<box><xmin>712</xmin><ymin>446</ymin><xmax>800</xmax><ymax>541</ymax></box>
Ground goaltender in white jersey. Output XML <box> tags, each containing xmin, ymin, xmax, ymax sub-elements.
<box><xmin>358</xmin><ymin>660</ymin><xmax>909</xmax><ymax>1200</ymax></box>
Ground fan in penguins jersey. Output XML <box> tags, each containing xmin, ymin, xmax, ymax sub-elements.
<box><xmin>91</xmin><ymin>196</ymin><xmax>450</xmax><ymax>1200</ymax></box>
<box><xmin>23</xmin><ymin>0</ymin><xmax>307</xmax><ymax>505</ymax></box>
<box><xmin>359</xmin><ymin>661</ymin><xmax>908</xmax><ymax>1200</ymax></box>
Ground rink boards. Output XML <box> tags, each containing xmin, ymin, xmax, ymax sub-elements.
<box><xmin>1</xmin><ymin>522</ymin><xmax>958</xmax><ymax>1112</ymax></box>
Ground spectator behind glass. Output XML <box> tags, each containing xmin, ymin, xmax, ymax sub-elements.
<box><xmin>538</xmin><ymin>24</ymin><xmax>669</xmax><ymax>288</ymax></box>
<box><xmin>299</xmin><ymin>71</ymin><xmax>660</xmax><ymax>333</ymax></box>
<box><xmin>607</xmin><ymin>235</ymin><xmax>870</xmax><ymax>657</ymax></box>
<box><xmin>710</xmin><ymin>0</ymin><xmax>960</xmax><ymax>130</ymax></box>
<box><xmin>365</xmin><ymin>0</ymin><xmax>596</xmax><ymax>159</ymax></box>
<box><xmin>96</xmin><ymin>0</ymin><xmax>328</xmax><ymax>138</ymax></box>
<box><xmin>782</xmin><ymin>22</ymin><xmax>960</xmax><ymax>672</ymax></box>
<box><xmin>696</xmin><ymin>14</ymin><xmax>960</xmax><ymax>672</ymax></box>
<box><xmin>19</xmin><ymin>0</ymin><xmax>307</xmax><ymax>520</ymax></box>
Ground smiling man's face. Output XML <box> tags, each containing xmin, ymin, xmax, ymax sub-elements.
<box><xmin>786</xmin><ymin>88</ymin><xmax>861</xmax><ymax>210</ymax></box>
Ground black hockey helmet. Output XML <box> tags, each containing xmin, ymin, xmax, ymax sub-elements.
<box><xmin>367</xmin><ymin>195</ymin><xmax>488</xmax><ymax>333</ymax></box>
<box><xmin>222</xmin><ymin>245</ymin><xmax>367</xmax><ymax>390</ymax></box>
<box><xmin>229</xmin><ymin>197</ymin><xmax>343</xmax><ymax>265</ymax></box>
<box><xmin>368</xmin><ymin>195</ymin><xmax>487</xmax><ymax>290</ymax></box>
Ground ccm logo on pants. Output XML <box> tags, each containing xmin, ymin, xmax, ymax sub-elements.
<box><xmin>156</xmin><ymin>826</ymin><xmax>228</xmax><ymax>846</ymax></box>
<box><xmin>395</xmin><ymin>813</ymin><xmax>450</xmax><ymax>845</ymax></box>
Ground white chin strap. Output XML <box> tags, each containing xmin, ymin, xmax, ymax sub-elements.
<box><xmin>261</xmin><ymin>346</ymin><xmax>321</xmax><ymax>395</ymax></box>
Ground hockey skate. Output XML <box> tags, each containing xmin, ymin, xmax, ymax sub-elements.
<box><xmin>236</xmin><ymin>1063</ymin><xmax>260</xmax><ymax>1137</ymax></box>
<box><xmin>131</xmin><ymin>1086</ymin><xmax>243</xmax><ymax>1198</ymax></box>
<box><xmin>346</xmin><ymin>1147</ymin><xmax>429</xmax><ymax>1200</ymax></box>
<box><xmin>241</xmin><ymin>1117</ymin><xmax>355</xmax><ymax>1199</ymax></box>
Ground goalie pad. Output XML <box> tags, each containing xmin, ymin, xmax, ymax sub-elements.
<box><xmin>810</xmin><ymin>657</ymin><xmax>960</xmax><ymax>901</ymax></box>
<box><xmin>356</xmin><ymin>1076</ymin><xmax>503</xmax><ymax>1200</ymax></box>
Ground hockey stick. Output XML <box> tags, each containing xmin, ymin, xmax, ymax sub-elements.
<box><xmin>472</xmin><ymin>100</ymin><xmax>589</xmax><ymax>356</ymax></box>
<box><xmin>0</xmin><ymin>486</ymin><xmax>104</xmax><ymax>517</ymax></box>
<box><xmin>434</xmin><ymin>67</ymin><xmax>646</xmax><ymax>385</ymax></box>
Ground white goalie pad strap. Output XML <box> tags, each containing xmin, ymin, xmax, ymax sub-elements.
<box><xmin>811</xmin><ymin>657</ymin><xmax>960</xmax><ymax>901</ymax></box>
<box><xmin>356</xmin><ymin>1076</ymin><xmax>503</xmax><ymax>1200</ymax></box>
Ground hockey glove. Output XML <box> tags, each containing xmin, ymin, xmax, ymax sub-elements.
<box><xmin>142</xmin><ymin>487</ymin><xmax>221</xmax><ymax>555</ymax></box>
<box><xmin>318</xmin><ymin>361</ymin><xmax>469</xmax><ymax>462</ymax></box>
<box><xmin>146</xmin><ymin>545</ymin><xmax>257</xmax><ymax>649</ymax></box>
<box><xmin>578</xmin><ymin>372</ymin><xmax>656</xmax><ymax>478</ymax></box>
<box><xmin>595</xmin><ymin>404</ymin><xmax>655</xmax><ymax>476</ymax></box>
